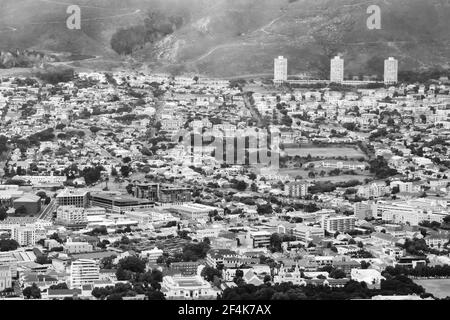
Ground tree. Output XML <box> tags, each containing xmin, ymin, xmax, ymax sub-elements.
<box><xmin>182</xmin><ymin>241</ymin><xmax>210</xmax><ymax>262</ymax></box>
<box><xmin>81</xmin><ymin>165</ymin><xmax>105</xmax><ymax>185</ymax></box>
<box><xmin>147</xmin><ymin>290</ymin><xmax>165</xmax><ymax>300</ymax></box>
<box><xmin>123</xmin><ymin>156</ymin><xmax>132</xmax><ymax>164</ymax></box>
<box><xmin>329</xmin><ymin>269</ymin><xmax>347</xmax><ymax>279</ymax></box>
<box><xmin>120</xmin><ymin>166</ymin><xmax>131</xmax><ymax>177</ymax></box>
<box><xmin>0</xmin><ymin>239</ymin><xmax>19</xmax><ymax>252</ymax></box>
<box><xmin>0</xmin><ymin>207</ymin><xmax>7</xmax><ymax>221</ymax></box>
<box><xmin>90</xmin><ymin>126</ymin><xmax>102</xmax><ymax>134</ymax></box>
<box><xmin>100</xmin><ymin>256</ymin><xmax>115</xmax><ymax>269</ymax></box>
<box><xmin>235</xmin><ymin>269</ymin><xmax>244</xmax><ymax>278</ymax></box>
<box><xmin>23</xmin><ymin>283</ymin><xmax>41</xmax><ymax>299</ymax></box>
<box><xmin>269</xmin><ymin>233</ymin><xmax>283</xmax><ymax>253</ymax></box>
<box><xmin>360</xmin><ymin>261</ymin><xmax>371</xmax><ymax>269</ymax></box>
<box><xmin>201</xmin><ymin>266</ymin><xmax>222</xmax><ymax>282</ymax></box>
<box><xmin>49</xmin><ymin>283</ymin><xmax>69</xmax><ymax>290</ymax></box>
<box><xmin>235</xmin><ymin>180</ymin><xmax>248</xmax><ymax>191</ymax></box>
<box><xmin>116</xmin><ymin>256</ymin><xmax>147</xmax><ymax>280</ymax></box>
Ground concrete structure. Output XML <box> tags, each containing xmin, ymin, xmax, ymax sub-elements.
<box><xmin>140</xmin><ymin>247</ymin><xmax>163</xmax><ymax>263</ymax></box>
<box><xmin>274</xmin><ymin>56</ymin><xmax>288</xmax><ymax>84</ymax></box>
<box><xmin>161</xmin><ymin>275</ymin><xmax>218</xmax><ymax>300</ymax></box>
<box><xmin>285</xmin><ymin>182</ymin><xmax>308</xmax><ymax>198</ymax></box>
<box><xmin>293</xmin><ymin>225</ymin><xmax>324</xmax><ymax>243</ymax></box>
<box><xmin>0</xmin><ymin>265</ymin><xmax>12</xmax><ymax>291</ymax></box>
<box><xmin>56</xmin><ymin>206</ymin><xmax>87</xmax><ymax>229</ymax></box>
<box><xmin>330</xmin><ymin>56</ymin><xmax>344</xmax><ymax>83</ymax></box>
<box><xmin>249</xmin><ymin>231</ymin><xmax>271</xmax><ymax>248</ymax></box>
<box><xmin>384</xmin><ymin>57</ymin><xmax>398</xmax><ymax>85</ymax></box>
<box><xmin>13</xmin><ymin>195</ymin><xmax>41</xmax><ymax>215</ymax></box>
<box><xmin>321</xmin><ymin>215</ymin><xmax>356</xmax><ymax>233</ymax></box>
<box><xmin>70</xmin><ymin>259</ymin><xmax>100</xmax><ymax>288</ymax></box>
<box><xmin>56</xmin><ymin>189</ymin><xmax>89</xmax><ymax>208</ymax></box>
<box><xmin>90</xmin><ymin>194</ymin><xmax>154</xmax><ymax>213</ymax></box>
<box><xmin>64</xmin><ymin>239</ymin><xmax>93</xmax><ymax>254</ymax></box>
<box><xmin>169</xmin><ymin>203</ymin><xmax>222</xmax><ymax>221</ymax></box>
<box><xmin>354</xmin><ymin>202</ymin><xmax>373</xmax><ymax>220</ymax></box>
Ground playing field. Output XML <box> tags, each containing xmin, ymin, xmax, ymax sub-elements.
<box><xmin>285</xmin><ymin>147</ymin><xmax>366</xmax><ymax>159</ymax></box>
<box><xmin>414</xmin><ymin>279</ymin><xmax>450</xmax><ymax>299</ymax></box>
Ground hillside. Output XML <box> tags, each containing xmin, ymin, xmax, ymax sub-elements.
<box><xmin>140</xmin><ymin>0</ymin><xmax>450</xmax><ymax>77</ymax></box>
<box><xmin>0</xmin><ymin>0</ymin><xmax>449</xmax><ymax>77</ymax></box>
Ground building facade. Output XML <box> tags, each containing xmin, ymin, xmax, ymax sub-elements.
<box><xmin>384</xmin><ymin>57</ymin><xmax>398</xmax><ymax>85</ymax></box>
<box><xmin>274</xmin><ymin>56</ymin><xmax>288</xmax><ymax>84</ymax></box>
<box><xmin>70</xmin><ymin>259</ymin><xmax>100</xmax><ymax>288</ymax></box>
<box><xmin>330</xmin><ymin>56</ymin><xmax>344</xmax><ymax>83</ymax></box>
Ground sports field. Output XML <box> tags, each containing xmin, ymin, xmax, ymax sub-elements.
<box><xmin>414</xmin><ymin>279</ymin><xmax>450</xmax><ymax>299</ymax></box>
<box><xmin>285</xmin><ymin>147</ymin><xmax>366</xmax><ymax>159</ymax></box>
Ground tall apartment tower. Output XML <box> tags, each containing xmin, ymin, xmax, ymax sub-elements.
<box><xmin>384</xmin><ymin>57</ymin><xmax>398</xmax><ymax>85</ymax></box>
<box><xmin>274</xmin><ymin>56</ymin><xmax>288</xmax><ymax>84</ymax></box>
<box><xmin>330</xmin><ymin>56</ymin><xmax>344</xmax><ymax>83</ymax></box>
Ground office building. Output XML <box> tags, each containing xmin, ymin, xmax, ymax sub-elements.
<box><xmin>274</xmin><ymin>56</ymin><xmax>288</xmax><ymax>84</ymax></box>
<box><xmin>13</xmin><ymin>195</ymin><xmax>41</xmax><ymax>215</ymax></box>
<box><xmin>56</xmin><ymin>206</ymin><xmax>88</xmax><ymax>229</ymax></box>
<box><xmin>56</xmin><ymin>189</ymin><xmax>89</xmax><ymax>208</ymax></box>
<box><xmin>293</xmin><ymin>225</ymin><xmax>324</xmax><ymax>243</ymax></box>
<box><xmin>134</xmin><ymin>184</ymin><xmax>191</xmax><ymax>205</ymax></box>
<box><xmin>249</xmin><ymin>231</ymin><xmax>271</xmax><ymax>248</ymax></box>
<box><xmin>90</xmin><ymin>194</ymin><xmax>154</xmax><ymax>213</ymax></box>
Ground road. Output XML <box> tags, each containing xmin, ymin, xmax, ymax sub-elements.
<box><xmin>242</xmin><ymin>92</ymin><xmax>266</xmax><ymax>128</ymax></box>
<box><xmin>38</xmin><ymin>198</ymin><xmax>57</xmax><ymax>221</ymax></box>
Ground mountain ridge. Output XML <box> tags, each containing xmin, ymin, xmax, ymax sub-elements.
<box><xmin>0</xmin><ymin>0</ymin><xmax>449</xmax><ymax>77</ymax></box>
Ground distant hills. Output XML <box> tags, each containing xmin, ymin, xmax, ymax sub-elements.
<box><xmin>0</xmin><ymin>0</ymin><xmax>449</xmax><ymax>77</ymax></box>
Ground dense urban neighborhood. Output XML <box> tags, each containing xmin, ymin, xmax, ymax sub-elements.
<box><xmin>0</xmin><ymin>56</ymin><xmax>450</xmax><ymax>301</ymax></box>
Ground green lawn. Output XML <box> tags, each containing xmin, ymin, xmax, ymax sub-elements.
<box><xmin>414</xmin><ymin>279</ymin><xmax>450</xmax><ymax>299</ymax></box>
<box><xmin>285</xmin><ymin>147</ymin><xmax>366</xmax><ymax>159</ymax></box>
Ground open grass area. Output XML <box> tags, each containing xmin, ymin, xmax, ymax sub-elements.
<box><xmin>414</xmin><ymin>279</ymin><xmax>450</xmax><ymax>299</ymax></box>
<box><xmin>285</xmin><ymin>147</ymin><xmax>367</xmax><ymax>159</ymax></box>
<box><xmin>279</xmin><ymin>169</ymin><xmax>371</xmax><ymax>183</ymax></box>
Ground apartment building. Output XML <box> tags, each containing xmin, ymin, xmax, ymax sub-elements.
<box><xmin>321</xmin><ymin>215</ymin><xmax>356</xmax><ymax>233</ymax></box>
<box><xmin>70</xmin><ymin>259</ymin><xmax>100</xmax><ymax>289</ymax></box>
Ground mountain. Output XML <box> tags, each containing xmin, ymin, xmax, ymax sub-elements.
<box><xmin>0</xmin><ymin>0</ymin><xmax>449</xmax><ymax>77</ymax></box>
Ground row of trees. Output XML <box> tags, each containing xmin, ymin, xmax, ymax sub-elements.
<box><xmin>384</xmin><ymin>265</ymin><xmax>450</xmax><ymax>278</ymax></box>
<box><xmin>219</xmin><ymin>275</ymin><xmax>428</xmax><ymax>300</ymax></box>
<box><xmin>0</xmin><ymin>239</ymin><xmax>19</xmax><ymax>252</ymax></box>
